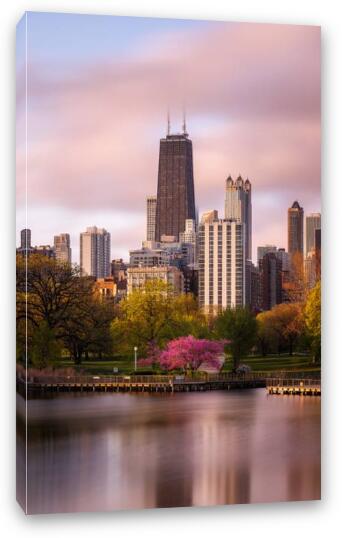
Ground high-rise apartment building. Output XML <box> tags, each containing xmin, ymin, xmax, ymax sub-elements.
<box><xmin>54</xmin><ymin>233</ymin><xmax>71</xmax><ymax>264</ymax></box>
<box><xmin>304</xmin><ymin>251</ymin><xmax>317</xmax><ymax>290</ymax></box>
<box><xmin>288</xmin><ymin>201</ymin><xmax>304</xmax><ymax>256</ymax></box>
<box><xmin>20</xmin><ymin>228</ymin><xmax>31</xmax><ymax>249</ymax></box>
<box><xmin>276</xmin><ymin>248</ymin><xmax>290</xmax><ymax>272</ymax></box>
<box><xmin>225</xmin><ymin>175</ymin><xmax>252</xmax><ymax>260</ymax></box>
<box><xmin>257</xmin><ymin>245</ymin><xmax>277</xmax><ymax>264</ymax></box>
<box><xmin>17</xmin><ymin>229</ymin><xmax>33</xmax><ymax>257</ymax></box>
<box><xmin>198</xmin><ymin>218</ymin><xmax>245</xmax><ymax>311</ymax></box>
<box><xmin>80</xmin><ymin>226</ymin><xmax>111</xmax><ymax>278</ymax></box>
<box><xmin>259</xmin><ymin>252</ymin><xmax>282</xmax><ymax>311</ymax></box>
<box><xmin>155</xmin><ymin>127</ymin><xmax>196</xmax><ymax>242</ymax></box>
<box><xmin>245</xmin><ymin>261</ymin><xmax>262</xmax><ymax>312</ymax></box>
<box><xmin>146</xmin><ymin>195</ymin><xmax>157</xmax><ymax>241</ymax></box>
<box><xmin>305</xmin><ymin>213</ymin><xmax>321</xmax><ymax>256</ymax></box>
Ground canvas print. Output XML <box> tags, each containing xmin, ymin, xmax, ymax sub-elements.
<box><xmin>16</xmin><ymin>12</ymin><xmax>321</xmax><ymax>515</ymax></box>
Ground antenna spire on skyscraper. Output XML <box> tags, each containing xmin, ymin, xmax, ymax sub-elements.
<box><xmin>182</xmin><ymin>107</ymin><xmax>187</xmax><ymax>135</ymax></box>
<box><xmin>167</xmin><ymin>109</ymin><xmax>171</xmax><ymax>136</ymax></box>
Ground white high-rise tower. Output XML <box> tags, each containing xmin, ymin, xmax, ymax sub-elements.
<box><xmin>80</xmin><ymin>226</ymin><xmax>111</xmax><ymax>278</ymax></box>
<box><xmin>225</xmin><ymin>175</ymin><xmax>252</xmax><ymax>261</ymax></box>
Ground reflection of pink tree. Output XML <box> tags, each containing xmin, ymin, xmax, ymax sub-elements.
<box><xmin>159</xmin><ymin>335</ymin><xmax>226</xmax><ymax>372</ymax></box>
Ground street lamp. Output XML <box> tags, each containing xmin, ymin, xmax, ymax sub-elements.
<box><xmin>134</xmin><ymin>346</ymin><xmax>138</xmax><ymax>372</ymax></box>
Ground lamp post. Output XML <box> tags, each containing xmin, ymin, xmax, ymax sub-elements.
<box><xmin>134</xmin><ymin>346</ymin><xmax>138</xmax><ymax>372</ymax></box>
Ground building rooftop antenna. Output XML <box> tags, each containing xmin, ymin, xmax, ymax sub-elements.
<box><xmin>167</xmin><ymin>109</ymin><xmax>171</xmax><ymax>136</ymax></box>
<box><xmin>182</xmin><ymin>107</ymin><xmax>188</xmax><ymax>136</ymax></box>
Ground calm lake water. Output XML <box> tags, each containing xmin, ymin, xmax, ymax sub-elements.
<box><xmin>17</xmin><ymin>389</ymin><xmax>321</xmax><ymax>514</ymax></box>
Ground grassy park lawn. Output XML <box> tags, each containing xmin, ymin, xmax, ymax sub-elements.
<box><xmin>56</xmin><ymin>353</ymin><xmax>320</xmax><ymax>376</ymax></box>
<box><xmin>222</xmin><ymin>354</ymin><xmax>320</xmax><ymax>373</ymax></box>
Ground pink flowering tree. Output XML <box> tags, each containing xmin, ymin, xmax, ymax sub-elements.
<box><xmin>158</xmin><ymin>335</ymin><xmax>226</xmax><ymax>373</ymax></box>
<box><xmin>138</xmin><ymin>341</ymin><xmax>161</xmax><ymax>368</ymax></box>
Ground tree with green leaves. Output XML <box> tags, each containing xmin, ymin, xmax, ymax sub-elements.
<box><xmin>30</xmin><ymin>321</ymin><xmax>62</xmax><ymax>368</ymax></box>
<box><xmin>111</xmin><ymin>282</ymin><xmax>208</xmax><ymax>357</ymax></box>
<box><xmin>304</xmin><ymin>280</ymin><xmax>321</xmax><ymax>363</ymax></box>
<box><xmin>214</xmin><ymin>307</ymin><xmax>258</xmax><ymax>370</ymax></box>
<box><xmin>256</xmin><ymin>310</ymin><xmax>277</xmax><ymax>356</ymax></box>
<box><xmin>16</xmin><ymin>254</ymin><xmax>116</xmax><ymax>365</ymax></box>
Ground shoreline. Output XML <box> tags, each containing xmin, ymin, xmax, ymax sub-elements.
<box><xmin>16</xmin><ymin>372</ymin><xmax>321</xmax><ymax>399</ymax></box>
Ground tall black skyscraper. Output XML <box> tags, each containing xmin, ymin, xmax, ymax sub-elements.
<box><xmin>155</xmin><ymin>121</ymin><xmax>196</xmax><ymax>242</ymax></box>
<box><xmin>288</xmin><ymin>201</ymin><xmax>304</xmax><ymax>256</ymax></box>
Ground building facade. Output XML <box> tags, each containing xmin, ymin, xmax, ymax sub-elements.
<box><xmin>94</xmin><ymin>277</ymin><xmax>118</xmax><ymax>302</ymax></box>
<box><xmin>17</xmin><ymin>229</ymin><xmax>56</xmax><ymax>259</ymax></box>
<box><xmin>111</xmin><ymin>258</ymin><xmax>127</xmax><ymax>282</ymax></box>
<box><xmin>129</xmin><ymin>247</ymin><xmax>171</xmax><ymax>267</ymax></box>
<box><xmin>200</xmin><ymin>210</ymin><xmax>218</xmax><ymax>225</ymax></box>
<box><xmin>315</xmin><ymin>228</ymin><xmax>321</xmax><ymax>279</ymax></box>
<box><xmin>17</xmin><ymin>229</ymin><xmax>34</xmax><ymax>257</ymax></box>
<box><xmin>179</xmin><ymin>219</ymin><xmax>197</xmax><ymax>265</ymax></box>
<box><xmin>305</xmin><ymin>213</ymin><xmax>321</xmax><ymax>256</ymax></box>
<box><xmin>225</xmin><ymin>175</ymin><xmax>252</xmax><ymax>261</ymax></box>
<box><xmin>276</xmin><ymin>248</ymin><xmax>290</xmax><ymax>272</ymax></box>
<box><xmin>80</xmin><ymin>226</ymin><xmax>111</xmax><ymax>278</ymax></box>
<box><xmin>20</xmin><ymin>228</ymin><xmax>31</xmax><ymax>249</ymax></box>
<box><xmin>257</xmin><ymin>245</ymin><xmax>277</xmax><ymax>264</ymax></box>
<box><xmin>155</xmin><ymin>131</ymin><xmax>196</xmax><ymax>242</ymax></box>
<box><xmin>127</xmin><ymin>266</ymin><xmax>184</xmax><ymax>295</ymax></box>
<box><xmin>54</xmin><ymin>233</ymin><xmax>71</xmax><ymax>264</ymax></box>
<box><xmin>304</xmin><ymin>251</ymin><xmax>317</xmax><ymax>290</ymax></box>
<box><xmin>179</xmin><ymin>219</ymin><xmax>196</xmax><ymax>243</ymax></box>
<box><xmin>245</xmin><ymin>261</ymin><xmax>261</xmax><ymax>313</ymax></box>
<box><xmin>288</xmin><ymin>201</ymin><xmax>304</xmax><ymax>257</ymax></box>
<box><xmin>146</xmin><ymin>195</ymin><xmax>157</xmax><ymax>241</ymax></box>
<box><xmin>259</xmin><ymin>252</ymin><xmax>282</xmax><ymax>311</ymax></box>
<box><xmin>198</xmin><ymin>219</ymin><xmax>245</xmax><ymax>311</ymax></box>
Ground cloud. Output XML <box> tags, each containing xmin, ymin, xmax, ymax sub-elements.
<box><xmin>16</xmin><ymin>20</ymin><xmax>320</xmax><ymax>261</ymax></box>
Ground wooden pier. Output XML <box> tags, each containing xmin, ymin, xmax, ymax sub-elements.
<box><xmin>17</xmin><ymin>372</ymin><xmax>271</xmax><ymax>397</ymax></box>
<box><xmin>16</xmin><ymin>372</ymin><xmax>321</xmax><ymax>398</ymax></box>
<box><xmin>266</xmin><ymin>378</ymin><xmax>321</xmax><ymax>396</ymax></box>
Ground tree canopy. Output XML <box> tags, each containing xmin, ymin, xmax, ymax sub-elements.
<box><xmin>111</xmin><ymin>281</ymin><xmax>208</xmax><ymax>357</ymax></box>
<box><xmin>16</xmin><ymin>254</ymin><xmax>115</xmax><ymax>366</ymax></box>
<box><xmin>214</xmin><ymin>307</ymin><xmax>258</xmax><ymax>370</ymax></box>
<box><xmin>304</xmin><ymin>280</ymin><xmax>321</xmax><ymax>362</ymax></box>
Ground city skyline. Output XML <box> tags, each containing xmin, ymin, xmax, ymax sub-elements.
<box><xmin>16</xmin><ymin>13</ymin><xmax>320</xmax><ymax>263</ymax></box>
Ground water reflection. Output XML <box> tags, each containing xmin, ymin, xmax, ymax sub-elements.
<box><xmin>16</xmin><ymin>390</ymin><xmax>321</xmax><ymax>514</ymax></box>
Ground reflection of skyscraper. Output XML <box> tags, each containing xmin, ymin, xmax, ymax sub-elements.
<box><xmin>146</xmin><ymin>196</ymin><xmax>156</xmax><ymax>241</ymax></box>
<box><xmin>225</xmin><ymin>175</ymin><xmax>252</xmax><ymax>260</ymax></box>
<box><xmin>54</xmin><ymin>233</ymin><xmax>71</xmax><ymax>264</ymax></box>
<box><xmin>305</xmin><ymin>213</ymin><xmax>321</xmax><ymax>256</ymax></box>
<box><xmin>288</xmin><ymin>201</ymin><xmax>304</xmax><ymax>256</ymax></box>
<box><xmin>155</xmin><ymin>124</ymin><xmax>196</xmax><ymax>242</ymax></box>
<box><xmin>80</xmin><ymin>226</ymin><xmax>111</xmax><ymax>278</ymax></box>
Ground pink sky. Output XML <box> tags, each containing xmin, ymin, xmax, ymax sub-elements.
<box><xmin>16</xmin><ymin>16</ymin><xmax>320</xmax><ymax>263</ymax></box>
